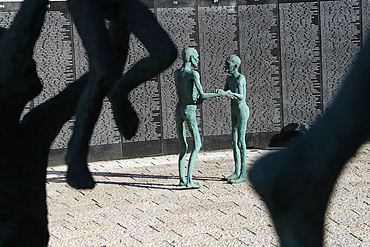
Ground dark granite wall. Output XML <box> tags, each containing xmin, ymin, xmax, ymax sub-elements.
<box><xmin>0</xmin><ymin>0</ymin><xmax>367</xmax><ymax>164</ymax></box>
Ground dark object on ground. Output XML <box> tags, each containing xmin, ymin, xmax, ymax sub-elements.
<box><xmin>268</xmin><ymin>123</ymin><xmax>299</xmax><ymax>147</ymax></box>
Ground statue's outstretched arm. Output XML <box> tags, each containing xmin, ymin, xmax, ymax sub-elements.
<box><xmin>192</xmin><ymin>73</ymin><xmax>218</xmax><ymax>101</ymax></box>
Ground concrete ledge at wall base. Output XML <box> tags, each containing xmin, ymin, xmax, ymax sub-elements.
<box><xmin>245</xmin><ymin>131</ymin><xmax>280</xmax><ymax>149</ymax></box>
<box><xmin>47</xmin><ymin>132</ymin><xmax>280</xmax><ymax>166</ymax></box>
<box><xmin>48</xmin><ymin>143</ymin><xmax>122</xmax><ymax>167</ymax></box>
<box><xmin>122</xmin><ymin>140</ymin><xmax>163</xmax><ymax>158</ymax></box>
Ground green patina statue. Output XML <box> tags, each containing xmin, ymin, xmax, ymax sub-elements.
<box><xmin>174</xmin><ymin>47</ymin><xmax>221</xmax><ymax>189</ymax></box>
<box><xmin>215</xmin><ymin>55</ymin><xmax>250</xmax><ymax>184</ymax></box>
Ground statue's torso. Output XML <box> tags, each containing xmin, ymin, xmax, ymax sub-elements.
<box><xmin>227</xmin><ymin>74</ymin><xmax>248</xmax><ymax>116</ymax></box>
<box><xmin>175</xmin><ymin>68</ymin><xmax>199</xmax><ymax>106</ymax></box>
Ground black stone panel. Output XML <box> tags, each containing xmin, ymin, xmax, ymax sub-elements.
<box><xmin>321</xmin><ymin>0</ymin><xmax>361</xmax><ymax>110</ymax></box>
<box><xmin>125</xmin><ymin>80</ymin><xmax>162</xmax><ymax>142</ymax></box>
<box><xmin>33</xmin><ymin>2</ymin><xmax>73</xmax><ymax>105</ymax></box>
<box><xmin>203</xmin><ymin>134</ymin><xmax>232</xmax><ymax>151</ymax></box>
<box><xmin>246</xmin><ymin>131</ymin><xmax>279</xmax><ymax>148</ymax></box>
<box><xmin>238</xmin><ymin>3</ymin><xmax>281</xmax><ymax>133</ymax></box>
<box><xmin>122</xmin><ymin>140</ymin><xmax>162</xmax><ymax>158</ymax></box>
<box><xmin>279</xmin><ymin>1</ymin><xmax>322</xmax><ymax>126</ymax></box>
<box><xmin>238</xmin><ymin>0</ymin><xmax>276</xmax><ymax>4</ymax></box>
<box><xmin>162</xmin><ymin>138</ymin><xmax>181</xmax><ymax>155</ymax></box>
<box><xmin>198</xmin><ymin>3</ymin><xmax>238</xmax><ymax>136</ymax></box>
<box><xmin>0</xmin><ymin>2</ymin><xmax>31</xmax><ymax>120</ymax></box>
<box><xmin>32</xmin><ymin>2</ymin><xmax>75</xmax><ymax>149</ymax></box>
<box><xmin>0</xmin><ymin>2</ymin><xmax>19</xmax><ymax>28</ymax></box>
<box><xmin>87</xmin><ymin>143</ymin><xmax>122</xmax><ymax>162</ymax></box>
<box><xmin>48</xmin><ymin>143</ymin><xmax>122</xmax><ymax>166</ymax></box>
<box><xmin>156</xmin><ymin>0</ymin><xmax>195</xmax><ymax>8</ymax></box>
<box><xmin>71</xmin><ymin>22</ymin><xmax>89</xmax><ymax>80</ymax></box>
<box><xmin>71</xmin><ymin>14</ymin><xmax>121</xmax><ymax>149</ymax></box>
<box><xmin>0</xmin><ymin>0</ymin><xmax>369</xmax><ymax>163</ymax></box>
<box><xmin>121</xmin><ymin>28</ymin><xmax>162</xmax><ymax>144</ymax></box>
<box><xmin>156</xmin><ymin>2</ymin><xmax>199</xmax><ymax>140</ymax></box>
<box><xmin>278</xmin><ymin>0</ymin><xmax>317</xmax><ymax>2</ymax></box>
<box><xmin>363</xmin><ymin>0</ymin><xmax>370</xmax><ymax>40</ymax></box>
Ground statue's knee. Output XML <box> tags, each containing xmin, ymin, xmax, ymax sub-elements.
<box><xmin>180</xmin><ymin>144</ymin><xmax>188</xmax><ymax>155</ymax></box>
<box><xmin>237</xmin><ymin>141</ymin><xmax>246</xmax><ymax>150</ymax></box>
<box><xmin>194</xmin><ymin>142</ymin><xmax>202</xmax><ymax>152</ymax></box>
<box><xmin>231</xmin><ymin>140</ymin><xmax>237</xmax><ymax>149</ymax></box>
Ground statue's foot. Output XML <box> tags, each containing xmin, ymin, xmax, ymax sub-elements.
<box><xmin>66</xmin><ymin>152</ymin><xmax>95</xmax><ymax>189</ymax></box>
<box><xmin>228</xmin><ymin>176</ymin><xmax>245</xmax><ymax>184</ymax></box>
<box><xmin>186</xmin><ymin>182</ymin><xmax>201</xmax><ymax>189</ymax></box>
<box><xmin>248</xmin><ymin>146</ymin><xmax>332</xmax><ymax>246</ymax></box>
<box><xmin>224</xmin><ymin>172</ymin><xmax>239</xmax><ymax>181</ymax></box>
<box><xmin>179</xmin><ymin>181</ymin><xmax>186</xmax><ymax>186</ymax></box>
<box><xmin>110</xmin><ymin>93</ymin><xmax>139</xmax><ymax>139</ymax></box>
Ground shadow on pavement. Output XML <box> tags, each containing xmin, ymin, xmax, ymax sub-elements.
<box><xmin>46</xmin><ymin>170</ymin><xmax>225</xmax><ymax>190</ymax></box>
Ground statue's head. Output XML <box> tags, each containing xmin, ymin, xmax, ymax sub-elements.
<box><xmin>224</xmin><ymin>55</ymin><xmax>241</xmax><ymax>74</ymax></box>
<box><xmin>182</xmin><ymin>47</ymin><xmax>199</xmax><ymax>68</ymax></box>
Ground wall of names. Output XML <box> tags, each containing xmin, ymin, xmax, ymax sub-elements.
<box><xmin>0</xmin><ymin>0</ymin><xmax>366</xmax><ymax>162</ymax></box>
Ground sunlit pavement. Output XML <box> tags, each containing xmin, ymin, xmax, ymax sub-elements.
<box><xmin>46</xmin><ymin>143</ymin><xmax>370</xmax><ymax>246</ymax></box>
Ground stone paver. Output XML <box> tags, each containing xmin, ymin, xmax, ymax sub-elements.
<box><xmin>46</xmin><ymin>143</ymin><xmax>370</xmax><ymax>246</ymax></box>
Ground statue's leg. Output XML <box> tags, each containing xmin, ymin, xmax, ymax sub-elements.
<box><xmin>176</xmin><ymin>109</ymin><xmax>187</xmax><ymax>186</ymax></box>
<box><xmin>248</xmin><ymin>35</ymin><xmax>370</xmax><ymax>246</ymax></box>
<box><xmin>229</xmin><ymin>110</ymin><xmax>249</xmax><ymax>184</ymax></box>
<box><xmin>108</xmin><ymin>0</ymin><xmax>177</xmax><ymax>139</ymax></box>
<box><xmin>185</xmin><ymin>109</ymin><xmax>201</xmax><ymax>189</ymax></box>
<box><xmin>226</xmin><ymin>114</ymin><xmax>240</xmax><ymax>181</ymax></box>
<box><xmin>65</xmin><ymin>0</ymin><xmax>116</xmax><ymax>189</ymax></box>
<box><xmin>0</xmin><ymin>0</ymin><xmax>47</xmax><ymax>97</ymax></box>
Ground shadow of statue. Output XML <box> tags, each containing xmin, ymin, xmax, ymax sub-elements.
<box><xmin>268</xmin><ymin>123</ymin><xmax>299</xmax><ymax>147</ymax></box>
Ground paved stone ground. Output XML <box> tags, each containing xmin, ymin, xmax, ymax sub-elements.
<box><xmin>46</xmin><ymin>143</ymin><xmax>370</xmax><ymax>246</ymax></box>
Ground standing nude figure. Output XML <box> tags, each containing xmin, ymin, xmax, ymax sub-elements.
<box><xmin>175</xmin><ymin>47</ymin><xmax>221</xmax><ymax>188</ymax></box>
<box><xmin>215</xmin><ymin>55</ymin><xmax>249</xmax><ymax>184</ymax></box>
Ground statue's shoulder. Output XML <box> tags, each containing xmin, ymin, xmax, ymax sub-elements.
<box><xmin>238</xmin><ymin>74</ymin><xmax>246</xmax><ymax>83</ymax></box>
<box><xmin>174</xmin><ymin>68</ymin><xmax>182</xmax><ymax>76</ymax></box>
<box><xmin>191</xmin><ymin>70</ymin><xmax>200</xmax><ymax>78</ymax></box>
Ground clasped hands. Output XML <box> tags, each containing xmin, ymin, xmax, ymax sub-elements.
<box><xmin>213</xmin><ymin>89</ymin><xmax>238</xmax><ymax>100</ymax></box>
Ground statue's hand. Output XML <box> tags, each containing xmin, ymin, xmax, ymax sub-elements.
<box><xmin>225</xmin><ymin>90</ymin><xmax>237</xmax><ymax>100</ymax></box>
<box><xmin>195</xmin><ymin>95</ymin><xmax>204</xmax><ymax>104</ymax></box>
<box><xmin>214</xmin><ymin>89</ymin><xmax>224</xmax><ymax>96</ymax></box>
